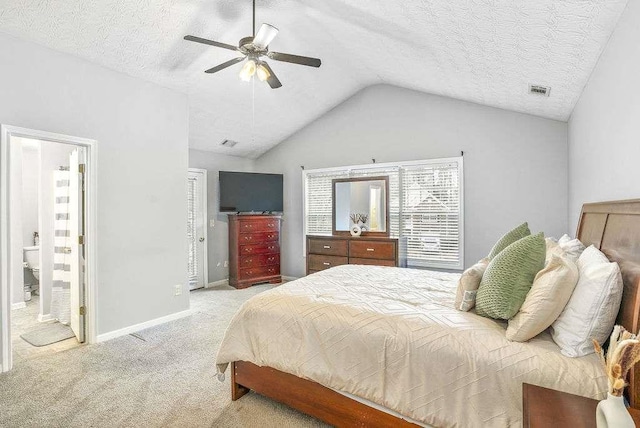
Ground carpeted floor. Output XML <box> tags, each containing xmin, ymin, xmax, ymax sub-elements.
<box><xmin>0</xmin><ymin>284</ymin><xmax>329</xmax><ymax>428</ymax></box>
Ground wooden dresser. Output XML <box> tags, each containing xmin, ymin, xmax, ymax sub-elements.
<box><xmin>229</xmin><ymin>215</ymin><xmax>282</xmax><ymax>289</ymax></box>
<box><xmin>306</xmin><ymin>235</ymin><xmax>404</xmax><ymax>275</ymax></box>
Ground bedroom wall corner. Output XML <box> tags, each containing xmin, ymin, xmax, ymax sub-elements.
<box><xmin>188</xmin><ymin>149</ymin><xmax>255</xmax><ymax>283</ymax></box>
<box><xmin>254</xmin><ymin>84</ymin><xmax>569</xmax><ymax>278</ymax></box>
<box><xmin>567</xmin><ymin>0</ymin><xmax>640</xmax><ymax>233</ymax></box>
<box><xmin>0</xmin><ymin>32</ymin><xmax>190</xmax><ymax>338</ymax></box>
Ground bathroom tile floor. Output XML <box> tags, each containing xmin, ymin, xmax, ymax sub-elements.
<box><xmin>11</xmin><ymin>295</ymin><xmax>81</xmax><ymax>366</ymax></box>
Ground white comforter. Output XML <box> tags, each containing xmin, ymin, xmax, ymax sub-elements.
<box><xmin>216</xmin><ymin>265</ymin><xmax>607</xmax><ymax>427</ymax></box>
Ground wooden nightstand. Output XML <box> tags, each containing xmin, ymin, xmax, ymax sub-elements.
<box><xmin>523</xmin><ymin>383</ymin><xmax>640</xmax><ymax>427</ymax></box>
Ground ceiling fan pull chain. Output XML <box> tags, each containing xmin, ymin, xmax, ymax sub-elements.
<box><xmin>253</xmin><ymin>0</ymin><xmax>256</xmax><ymax>38</ymax></box>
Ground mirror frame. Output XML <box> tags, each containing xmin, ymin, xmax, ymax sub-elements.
<box><xmin>332</xmin><ymin>176</ymin><xmax>390</xmax><ymax>237</ymax></box>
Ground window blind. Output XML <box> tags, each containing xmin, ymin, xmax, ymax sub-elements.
<box><xmin>304</xmin><ymin>170</ymin><xmax>349</xmax><ymax>235</ymax></box>
<box><xmin>187</xmin><ymin>177</ymin><xmax>198</xmax><ymax>287</ymax></box>
<box><xmin>400</xmin><ymin>161</ymin><xmax>462</xmax><ymax>269</ymax></box>
<box><xmin>304</xmin><ymin>158</ymin><xmax>463</xmax><ymax>270</ymax></box>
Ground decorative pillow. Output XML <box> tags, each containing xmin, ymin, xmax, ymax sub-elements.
<box><xmin>454</xmin><ymin>258</ymin><xmax>490</xmax><ymax>311</ymax></box>
<box><xmin>476</xmin><ymin>232</ymin><xmax>546</xmax><ymax>320</ymax></box>
<box><xmin>487</xmin><ymin>222</ymin><xmax>531</xmax><ymax>259</ymax></box>
<box><xmin>545</xmin><ymin>237</ymin><xmax>563</xmax><ymax>265</ymax></box>
<box><xmin>506</xmin><ymin>254</ymin><xmax>579</xmax><ymax>342</ymax></box>
<box><xmin>551</xmin><ymin>245</ymin><xmax>623</xmax><ymax>357</ymax></box>
<box><xmin>557</xmin><ymin>234</ymin><xmax>586</xmax><ymax>263</ymax></box>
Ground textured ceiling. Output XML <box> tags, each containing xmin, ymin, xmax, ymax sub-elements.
<box><xmin>0</xmin><ymin>0</ymin><xmax>629</xmax><ymax>158</ymax></box>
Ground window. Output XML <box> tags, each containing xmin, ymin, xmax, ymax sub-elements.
<box><xmin>303</xmin><ymin>157</ymin><xmax>464</xmax><ymax>270</ymax></box>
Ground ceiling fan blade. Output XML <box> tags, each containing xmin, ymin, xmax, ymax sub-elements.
<box><xmin>260</xmin><ymin>61</ymin><xmax>282</xmax><ymax>89</ymax></box>
<box><xmin>253</xmin><ymin>23</ymin><xmax>279</xmax><ymax>48</ymax></box>
<box><xmin>184</xmin><ymin>35</ymin><xmax>238</xmax><ymax>52</ymax></box>
<box><xmin>204</xmin><ymin>57</ymin><xmax>246</xmax><ymax>74</ymax></box>
<box><xmin>267</xmin><ymin>52</ymin><xmax>321</xmax><ymax>68</ymax></box>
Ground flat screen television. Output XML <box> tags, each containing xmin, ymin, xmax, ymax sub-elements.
<box><xmin>219</xmin><ymin>171</ymin><xmax>284</xmax><ymax>213</ymax></box>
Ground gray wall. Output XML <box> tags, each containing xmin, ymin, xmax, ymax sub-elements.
<box><xmin>255</xmin><ymin>84</ymin><xmax>569</xmax><ymax>278</ymax></box>
<box><xmin>0</xmin><ymin>32</ymin><xmax>190</xmax><ymax>346</ymax></box>
<box><xmin>188</xmin><ymin>149</ymin><xmax>255</xmax><ymax>283</ymax></box>
<box><xmin>568</xmin><ymin>0</ymin><xmax>640</xmax><ymax>232</ymax></box>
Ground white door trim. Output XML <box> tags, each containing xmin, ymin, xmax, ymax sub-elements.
<box><xmin>188</xmin><ymin>168</ymin><xmax>208</xmax><ymax>286</ymax></box>
<box><xmin>0</xmin><ymin>125</ymin><xmax>98</xmax><ymax>372</ymax></box>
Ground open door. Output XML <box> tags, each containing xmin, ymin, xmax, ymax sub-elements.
<box><xmin>187</xmin><ymin>169</ymin><xmax>207</xmax><ymax>290</ymax></box>
<box><xmin>68</xmin><ymin>149</ymin><xmax>86</xmax><ymax>342</ymax></box>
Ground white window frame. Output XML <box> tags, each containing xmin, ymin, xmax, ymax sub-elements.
<box><xmin>302</xmin><ymin>157</ymin><xmax>464</xmax><ymax>270</ymax></box>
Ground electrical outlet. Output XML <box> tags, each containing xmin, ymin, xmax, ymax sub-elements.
<box><xmin>210</xmin><ymin>219</ymin><xmax>215</xmax><ymax>228</ymax></box>
<box><xmin>224</xmin><ymin>261</ymin><xmax>229</xmax><ymax>268</ymax></box>
<box><xmin>174</xmin><ymin>284</ymin><xmax>182</xmax><ymax>296</ymax></box>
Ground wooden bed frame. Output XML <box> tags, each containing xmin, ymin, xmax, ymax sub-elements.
<box><xmin>230</xmin><ymin>199</ymin><xmax>640</xmax><ymax>426</ymax></box>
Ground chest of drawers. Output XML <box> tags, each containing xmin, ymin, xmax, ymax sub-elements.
<box><xmin>229</xmin><ymin>215</ymin><xmax>282</xmax><ymax>288</ymax></box>
<box><xmin>306</xmin><ymin>235</ymin><xmax>404</xmax><ymax>275</ymax></box>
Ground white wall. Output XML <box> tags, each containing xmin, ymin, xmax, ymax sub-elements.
<box><xmin>255</xmin><ymin>84</ymin><xmax>569</xmax><ymax>278</ymax></box>
<box><xmin>188</xmin><ymin>149</ymin><xmax>255</xmax><ymax>283</ymax></box>
<box><xmin>568</xmin><ymin>0</ymin><xmax>640</xmax><ymax>232</ymax></box>
<box><xmin>0</xmin><ymin>31</ymin><xmax>189</xmax><ymax>349</ymax></box>
<box><xmin>9</xmin><ymin>136</ymin><xmax>24</xmax><ymax>307</ymax></box>
<box><xmin>21</xmin><ymin>144</ymin><xmax>39</xmax><ymax>248</ymax></box>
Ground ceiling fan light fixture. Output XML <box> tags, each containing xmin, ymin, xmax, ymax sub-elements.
<box><xmin>239</xmin><ymin>59</ymin><xmax>257</xmax><ymax>81</ymax></box>
<box><xmin>256</xmin><ymin>63</ymin><xmax>271</xmax><ymax>81</ymax></box>
<box><xmin>253</xmin><ymin>23</ymin><xmax>279</xmax><ymax>48</ymax></box>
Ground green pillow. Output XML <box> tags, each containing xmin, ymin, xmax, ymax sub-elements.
<box><xmin>487</xmin><ymin>222</ymin><xmax>531</xmax><ymax>259</ymax></box>
<box><xmin>476</xmin><ymin>232</ymin><xmax>546</xmax><ymax>320</ymax></box>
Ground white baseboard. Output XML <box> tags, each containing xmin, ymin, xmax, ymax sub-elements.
<box><xmin>38</xmin><ymin>313</ymin><xmax>54</xmax><ymax>322</ymax></box>
<box><xmin>205</xmin><ymin>278</ymin><xmax>230</xmax><ymax>288</ymax></box>
<box><xmin>282</xmin><ymin>276</ymin><xmax>300</xmax><ymax>282</ymax></box>
<box><xmin>11</xmin><ymin>302</ymin><xmax>26</xmax><ymax>310</ymax></box>
<box><xmin>96</xmin><ymin>309</ymin><xmax>192</xmax><ymax>343</ymax></box>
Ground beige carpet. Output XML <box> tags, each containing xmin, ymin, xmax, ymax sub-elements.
<box><xmin>0</xmin><ymin>284</ymin><xmax>329</xmax><ymax>428</ymax></box>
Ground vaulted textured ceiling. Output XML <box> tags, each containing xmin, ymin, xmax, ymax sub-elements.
<box><xmin>0</xmin><ymin>1</ymin><xmax>629</xmax><ymax>158</ymax></box>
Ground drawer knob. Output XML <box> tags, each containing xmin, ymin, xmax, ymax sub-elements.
<box><xmin>323</xmin><ymin>262</ymin><xmax>330</xmax><ymax>266</ymax></box>
<box><xmin>323</xmin><ymin>245</ymin><xmax>331</xmax><ymax>249</ymax></box>
<box><xmin>268</xmin><ymin>223</ymin><xmax>274</xmax><ymax>227</ymax></box>
<box><xmin>366</xmin><ymin>248</ymin><xmax>375</xmax><ymax>252</ymax></box>
<box><xmin>269</xmin><ymin>246</ymin><xmax>274</xmax><ymax>250</ymax></box>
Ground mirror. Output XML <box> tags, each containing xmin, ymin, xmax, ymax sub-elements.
<box><xmin>333</xmin><ymin>176</ymin><xmax>389</xmax><ymax>236</ymax></box>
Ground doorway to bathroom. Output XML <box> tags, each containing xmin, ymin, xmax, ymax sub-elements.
<box><xmin>0</xmin><ymin>125</ymin><xmax>97</xmax><ymax>372</ymax></box>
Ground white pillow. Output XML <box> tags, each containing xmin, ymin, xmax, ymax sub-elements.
<box><xmin>551</xmin><ymin>245</ymin><xmax>623</xmax><ymax>357</ymax></box>
<box><xmin>507</xmin><ymin>254</ymin><xmax>579</xmax><ymax>342</ymax></box>
<box><xmin>557</xmin><ymin>234</ymin><xmax>586</xmax><ymax>263</ymax></box>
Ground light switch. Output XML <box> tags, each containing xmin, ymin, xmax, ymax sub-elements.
<box><xmin>210</xmin><ymin>219</ymin><xmax>215</xmax><ymax>228</ymax></box>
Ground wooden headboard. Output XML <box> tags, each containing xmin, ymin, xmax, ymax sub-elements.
<box><xmin>576</xmin><ymin>199</ymin><xmax>640</xmax><ymax>408</ymax></box>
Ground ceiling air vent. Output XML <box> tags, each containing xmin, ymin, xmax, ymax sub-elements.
<box><xmin>220</xmin><ymin>139</ymin><xmax>238</xmax><ymax>148</ymax></box>
<box><xmin>529</xmin><ymin>84</ymin><xmax>551</xmax><ymax>97</ymax></box>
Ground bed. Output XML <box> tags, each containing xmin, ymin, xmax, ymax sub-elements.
<box><xmin>215</xmin><ymin>199</ymin><xmax>640</xmax><ymax>427</ymax></box>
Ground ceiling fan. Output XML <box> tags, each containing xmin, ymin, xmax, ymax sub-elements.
<box><xmin>184</xmin><ymin>0</ymin><xmax>321</xmax><ymax>89</ymax></box>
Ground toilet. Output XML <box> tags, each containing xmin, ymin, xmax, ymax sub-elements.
<box><xmin>23</xmin><ymin>245</ymin><xmax>40</xmax><ymax>280</ymax></box>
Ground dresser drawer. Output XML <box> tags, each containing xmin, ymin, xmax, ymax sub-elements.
<box><xmin>239</xmin><ymin>231</ymin><xmax>279</xmax><ymax>244</ymax></box>
<box><xmin>349</xmin><ymin>258</ymin><xmax>396</xmax><ymax>267</ymax></box>
<box><xmin>307</xmin><ymin>238</ymin><xmax>348</xmax><ymax>256</ymax></box>
<box><xmin>240</xmin><ymin>243</ymin><xmax>279</xmax><ymax>256</ymax></box>
<box><xmin>239</xmin><ymin>219</ymin><xmax>280</xmax><ymax>233</ymax></box>
<box><xmin>349</xmin><ymin>240</ymin><xmax>396</xmax><ymax>260</ymax></box>
<box><xmin>239</xmin><ymin>264</ymin><xmax>280</xmax><ymax>279</ymax></box>
<box><xmin>308</xmin><ymin>254</ymin><xmax>348</xmax><ymax>271</ymax></box>
<box><xmin>239</xmin><ymin>254</ymin><xmax>279</xmax><ymax>268</ymax></box>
